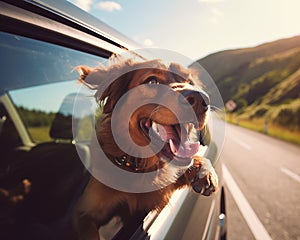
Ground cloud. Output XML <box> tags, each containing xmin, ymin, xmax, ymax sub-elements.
<box><xmin>143</xmin><ymin>39</ymin><xmax>154</xmax><ymax>47</ymax></box>
<box><xmin>71</xmin><ymin>0</ymin><xmax>93</xmax><ymax>12</ymax></box>
<box><xmin>133</xmin><ymin>36</ymin><xmax>154</xmax><ymax>47</ymax></box>
<box><xmin>97</xmin><ymin>1</ymin><xmax>122</xmax><ymax>12</ymax></box>
<box><xmin>198</xmin><ymin>0</ymin><xmax>224</xmax><ymax>3</ymax></box>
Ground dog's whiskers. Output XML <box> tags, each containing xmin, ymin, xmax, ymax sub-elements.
<box><xmin>210</xmin><ymin>105</ymin><xmax>223</xmax><ymax>112</ymax></box>
<box><xmin>209</xmin><ymin>105</ymin><xmax>226</xmax><ymax>121</ymax></box>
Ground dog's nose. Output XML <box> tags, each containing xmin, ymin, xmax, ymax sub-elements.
<box><xmin>180</xmin><ymin>90</ymin><xmax>210</xmax><ymax>111</ymax></box>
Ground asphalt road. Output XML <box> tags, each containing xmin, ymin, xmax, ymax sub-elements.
<box><xmin>220</xmin><ymin>123</ymin><xmax>300</xmax><ymax>240</ymax></box>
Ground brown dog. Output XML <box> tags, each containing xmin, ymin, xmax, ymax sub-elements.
<box><xmin>72</xmin><ymin>57</ymin><xmax>218</xmax><ymax>240</ymax></box>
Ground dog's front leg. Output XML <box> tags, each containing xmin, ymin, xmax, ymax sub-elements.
<box><xmin>73</xmin><ymin>178</ymin><xmax>117</xmax><ymax>240</ymax></box>
<box><xmin>186</xmin><ymin>156</ymin><xmax>218</xmax><ymax>196</ymax></box>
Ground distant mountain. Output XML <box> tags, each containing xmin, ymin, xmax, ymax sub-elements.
<box><xmin>194</xmin><ymin>35</ymin><xmax>300</xmax><ymax>130</ymax></box>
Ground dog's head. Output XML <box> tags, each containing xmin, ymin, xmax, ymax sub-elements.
<box><xmin>77</xmin><ymin>57</ymin><xmax>210</xmax><ymax>173</ymax></box>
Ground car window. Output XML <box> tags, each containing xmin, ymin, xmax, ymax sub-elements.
<box><xmin>0</xmin><ymin>28</ymin><xmax>126</xmax><ymax>239</ymax></box>
<box><xmin>0</xmin><ymin>31</ymin><xmax>103</xmax><ymax>143</ymax></box>
<box><xmin>9</xmin><ymin>82</ymin><xmax>96</xmax><ymax>143</ymax></box>
<box><xmin>0</xmin><ymin>31</ymin><xmax>102</xmax><ymax>92</ymax></box>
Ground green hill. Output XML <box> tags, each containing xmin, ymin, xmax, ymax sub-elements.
<box><xmin>195</xmin><ymin>35</ymin><xmax>300</xmax><ymax>132</ymax></box>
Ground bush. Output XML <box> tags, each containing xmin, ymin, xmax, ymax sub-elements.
<box><xmin>253</xmin><ymin>107</ymin><xmax>268</xmax><ymax>117</ymax></box>
<box><xmin>274</xmin><ymin>107</ymin><xmax>300</xmax><ymax>130</ymax></box>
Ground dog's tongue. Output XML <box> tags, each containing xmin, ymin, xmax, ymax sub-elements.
<box><xmin>152</xmin><ymin>123</ymin><xmax>200</xmax><ymax>158</ymax></box>
<box><xmin>169</xmin><ymin>138</ymin><xmax>199</xmax><ymax>158</ymax></box>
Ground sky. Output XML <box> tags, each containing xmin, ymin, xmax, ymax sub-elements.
<box><xmin>68</xmin><ymin>0</ymin><xmax>300</xmax><ymax>61</ymax></box>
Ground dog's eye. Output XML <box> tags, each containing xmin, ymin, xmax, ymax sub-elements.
<box><xmin>186</xmin><ymin>79</ymin><xmax>194</xmax><ymax>85</ymax></box>
<box><xmin>145</xmin><ymin>77</ymin><xmax>160</xmax><ymax>85</ymax></box>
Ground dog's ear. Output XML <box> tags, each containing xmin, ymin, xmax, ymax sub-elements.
<box><xmin>76</xmin><ymin>65</ymin><xmax>130</xmax><ymax>114</ymax></box>
<box><xmin>99</xmin><ymin>72</ymin><xmax>131</xmax><ymax>114</ymax></box>
<box><xmin>77</xmin><ymin>66</ymin><xmax>92</xmax><ymax>81</ymax></box>
<box><xmin>76</xmin><ymin>66</ymin><xmax>101</xmax><ymax>90</ymax></box>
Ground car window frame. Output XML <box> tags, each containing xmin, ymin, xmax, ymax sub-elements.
<box><xmin>0</xmin><ymin>1</ymin><xmax>126</xmax><ymax>60</ymax></box>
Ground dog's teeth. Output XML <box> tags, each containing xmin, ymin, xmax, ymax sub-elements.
<box><xmin>169</xmin><ymin>139</ymin><xmax>177</xmax><ymax>153</ymax></box>
<box><xmin>152</xmin><ymin>121</ymin><xmax>159</xmax><ymax>135</ymax></box>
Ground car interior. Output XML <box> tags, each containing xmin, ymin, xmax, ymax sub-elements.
<box><xmin>0</xmin><ymin>93</ymin><xmax>89</xmax><ymax>237</ymax></box>
<box><xmin>0</xmin><ymin>30</ymin><xmax>147</xmax><ymax>239</ymax></box>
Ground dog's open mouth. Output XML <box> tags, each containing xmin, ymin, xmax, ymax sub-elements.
<box><xmin>141</xmin><ymin>119</ymin><xmax>200</xmax><ymax>166</ymax></box>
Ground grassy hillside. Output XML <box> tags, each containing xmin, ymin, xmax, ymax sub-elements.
<box><xmin>194</xmin><ymin>35</ymin><xmax>300</xmax><ymax>143</ymax></box>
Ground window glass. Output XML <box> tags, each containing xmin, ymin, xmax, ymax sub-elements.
<box><xmin>0</xmin><ymin>32</ymin><xmax>105</xmax><ymax>142</ymax></box>
<box><xmin>10</xmin><ymin>81</ymin><xmax>97</xmax><ymax>143</ymax></box>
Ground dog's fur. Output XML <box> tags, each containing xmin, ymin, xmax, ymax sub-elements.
<box><xmin>72</xmin><ymin>57</ymin><xmax>218</xmax><ymax>240</ymax></box>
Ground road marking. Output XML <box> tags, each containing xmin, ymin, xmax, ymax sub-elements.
<box><xmin>230</xmin><ymin>137</ymin><xmax>251</xmax><ymax>150</ymax></box>
<box><xmin>281</xmin><ymin>167</ymin><xmax>300</xmax><ymax>184</ymax></box>
<box><xmin>223</xmin><ymin>164</ymin><xmax>272</xmax><ymax>240</ymax></box>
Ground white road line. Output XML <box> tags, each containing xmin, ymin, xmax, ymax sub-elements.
<box><xmin>223</xmin><ymin>164</ymin><xmax>272</xmax><ymax>240</ymax></box>
<box><xmin>281</xmin><ymin>167</ymin><xmax>300</xmax><ymax>184</ymax></box>
<box><xmin>230</xmin><ymin>137</ymin><xmax>251</xmax><ymax>150</ymax></box>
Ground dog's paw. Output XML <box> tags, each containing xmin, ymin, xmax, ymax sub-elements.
<box><xmin>190</xmin><ymin>157</ymin><xmax>218</xmax><ymax>196</ymax></box>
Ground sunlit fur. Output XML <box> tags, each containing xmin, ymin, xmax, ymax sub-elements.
<box><xmin>72</xmin><ymin>56</ymin><xmax>217</xmax><ymax>240</ymax></box>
